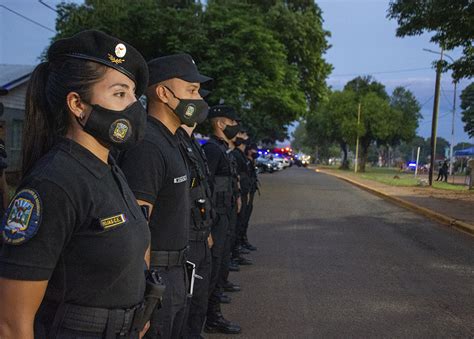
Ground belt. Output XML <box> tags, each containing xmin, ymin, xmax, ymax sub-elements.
<box><xmin>189</xmin><ymin>229</ymin><xmax>210</xmax><ymax>242</ymax></box>
<box><xmin>150</xmin><ymin>247</ymin><xmax>188</xmax><ymax>267</ymax></box>
<box><xmin>60</xmin><ymin>302</ymin><xmax>143</xmax><ymax>337</ymax></box>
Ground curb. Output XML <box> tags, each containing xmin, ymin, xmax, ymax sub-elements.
<box><xmin>314</xmin><ymin>168</ymin><xmax>474</xmax><ymax>236</ymax></box>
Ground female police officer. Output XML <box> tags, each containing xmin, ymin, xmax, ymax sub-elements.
<box><xmin>0</xmin><ymin>30</ymin><xmax>151</xmax><ymax>338</ymax></box>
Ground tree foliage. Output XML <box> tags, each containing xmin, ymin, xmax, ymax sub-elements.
<box><xmin>387</xmin><ymin>0</ymin><xmax>474</xmax><ymax>80</ymax></box>
<box><xmin>460</xmin><ymin>82</ymin><xmax>474</xmax><ymax>138</ymax></box>
<box><xmin>305</xmin><ymin>77</ymin><xmax>421</xmax><ymax>171</ymax></box>
<box><xmin>51</xmin><ymin>0</ymin><xmax>331</xmax><ymax>143</ymax></box>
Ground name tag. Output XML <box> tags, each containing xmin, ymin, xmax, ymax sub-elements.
<box><xmin>99</xmin><ymin>214</ymin><xmax>127</xmax><ymax>230</ymax></box>
<box><xmin>174</xmin><ymin>175</ymin><xmax>188</xmax><ymax>184</ymax></box>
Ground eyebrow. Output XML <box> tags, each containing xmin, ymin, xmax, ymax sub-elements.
<box><xmin>109</xmin><ymin>83</ymin><xmax>131</xmax><ymax>89</ymax></box>
<box><xmin>187</xmin><ymin>84</ymin><xmax>199</xmax><ymax>90</ymax></box>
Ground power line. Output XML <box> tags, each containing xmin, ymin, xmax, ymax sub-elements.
<box><xmin>331</xmin><ymin>67</ymin><xmax>432</xmax><ymax>77</ymax></box>
<box><xmin>38</xmin><ymin>0</ymin><xmax>58</xmax><ymax>13</ymax></box>
<box><xmin>440</xmin><ymin>85</ymin><xmax>453</xmax><ymax>107</ymax></box>
<box><xmin>0</xmin><ymin>4</ymin><xmax>55</xmax><ymax>33</ymax></box>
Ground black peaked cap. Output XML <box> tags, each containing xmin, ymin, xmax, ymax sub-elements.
<box><xmin>208</xmin><ymin>105</ymin><xmax>241</xmax><ymax>122</ymax></box>
<box><xmin>48</xmin><ymin>30</ymin><xmax>149</xmax><ymax>96</ymax></box>
<box><xmin>148</xmin><ymin>54</ymin><xmax>212</xmax><ymax>86</ymax></box>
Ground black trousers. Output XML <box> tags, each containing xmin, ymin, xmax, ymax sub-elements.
<box><xmin>145</xmin><ymin>265</ymin><xmax>187</xmax><ymax>339</ymax></box>
<box><xmin>219</xmin><ymin>204</ymin><xmax>238</xmax><ymax>288</ymax></box>
<box><xmin>242</xmin><ymin>191</ymin><xmax>256</xmax><ymax>240</ymax></box>
<box><xmin>184</xmin><ymin>240</ymin><xmax>211</xmax><ymax>338</ymax></box>
<box><xmin>235</xmin><ymin>193</ymin><xmax>249</xmax><ymax>248</ymax></box>
<box><xmin>207</xmin><ymin>212</ymin><xmax>229</xmax><ymax>321</ymax></box>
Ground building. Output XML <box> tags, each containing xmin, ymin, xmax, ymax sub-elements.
<box><xmin>0</xmin><ymin>64</ymin><xmax>35</xmax><ymax>172</ymax></box>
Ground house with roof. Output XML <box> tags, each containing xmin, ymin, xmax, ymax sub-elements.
<box><xmin>0</xmin><ymin>64</ymin><xmax>36</xmax><ymax>172</ymax></box>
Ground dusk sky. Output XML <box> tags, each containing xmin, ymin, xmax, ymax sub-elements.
<box><xmin>1</xmin><ymin>0</ymin><xmax>472</xmax><ymax>145</ymax></box>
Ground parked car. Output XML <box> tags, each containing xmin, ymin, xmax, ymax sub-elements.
<box><xmin>274</xmin><ymin>157</ymin><xmax>290</xmax><ymax>169</ymax></box>
<box><xmin>256</xmin><ymin>157</ymin><xmax>275</xmax><ymax>173</ymax></box>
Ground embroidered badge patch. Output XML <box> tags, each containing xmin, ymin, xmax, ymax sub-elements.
<box><xmin>184</xmin><ymin>104</ymin><xmax>196</xmax><ymax>118</ymax></box>
<box><xmin>110</xmin><ymin>119</ymin><xmax>131</xmax><ymax>143</ymax></box>
<box><xmin>99</xmin><ymin>214</ymin><xmax>127</xmax><ymax>230</ymax></box>
<box><xmin>2</xmin><ymin>189</ymin><xmax>42</xmax><ymax>245</ymax></box>
<box><xmin>174</xmin><ymin>175</ymin><xmax>188</xmax><ymax>184</ymax></box>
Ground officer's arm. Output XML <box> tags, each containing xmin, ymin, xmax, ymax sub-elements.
<box><xmin>137</xmin><ymin>199</ymin><xmax>153</xmax><ymax>268</ymax></box>
<box><xmin>0</xmin><ymin>278</ymin><xmax>48</xmax><ymax>338</ymax></box>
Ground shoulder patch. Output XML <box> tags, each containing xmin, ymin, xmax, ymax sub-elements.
<box><xmin>2</xmin><ymin>189</ymin><xmax>42</xmax><ymax>245</ymax></box>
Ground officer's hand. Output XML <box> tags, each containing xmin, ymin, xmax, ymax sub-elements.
<box><xmin>208</xmin><ymin>234</ymin><xmax>214</xmax><ymax>248</ymax></box>
<box><xmin>139</xmin><ymin>321</ymin><xmax>150</xmax><ymax>338</ymax></box>
<box><xmin>237</xmin><ymin>196</ymin><xmax>242</xmax><ymax>213</ymax></box>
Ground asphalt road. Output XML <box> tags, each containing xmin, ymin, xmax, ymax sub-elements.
<box><xmin>208</xmin><ymin>166</ymin><xmax>474</xmax><ymax>338</ymax></box>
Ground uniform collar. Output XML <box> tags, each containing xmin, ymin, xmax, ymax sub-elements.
<box><xmin>56</xmin><ymin>137</ymin><xmax>111</xmax><ymax>179</ymax></box>
<box><xmin>148</xmin><ymin>116</ymin><xmax>179</xmax><ymax>148</ymax></box>
<box><xmin>211</xmin><ymin>134</ymin><xmax>229</xmax><ymax>148</ymax></box>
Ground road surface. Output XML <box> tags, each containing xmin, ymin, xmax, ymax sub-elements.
<box><xmin>208</xmin><ymin>166</ymin><xmax>474</xmax><ymax>338</ymax></box>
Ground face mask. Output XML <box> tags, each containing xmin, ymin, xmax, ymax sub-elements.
<box><xmin>165</xmin><ymin>86</ymin><xmax>209</xmax><ymax>127</ymax></box>
<box><xmin>79</xmin><ymin>100</ymin><xmax>147</xmax><ymax>150</ymax></box>
<box><xmin>223</xmin><ymin>124</ymin><xmax>240</xmax><ymax>140</ymax></box>
<box><xmin>234</xmin><ymin>137</ymin><xmax>246</xmax><ymax>147</ymax></box>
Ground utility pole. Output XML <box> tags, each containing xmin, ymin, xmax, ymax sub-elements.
<box><xmin>428</xmin><ymin>49</ymin><xmax>443</xmax><ymax>186</ymax></box>
<box><xmin>449</xmin><ymin>80</ymin><xmax>457</xmax><ymax>176</ymax></box>
<box><xmin>354</xmin><ymin>103</ymin><xmax>361</xmax><ymax>173</ymax></box>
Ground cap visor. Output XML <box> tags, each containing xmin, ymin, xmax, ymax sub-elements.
<box><xmin>180</xmin><ymin>73</ymin><xmax>213</xmax><ymax>84</ymax></box>
<box><xmin>199</xmin><ymin>88</ymin><xmax>211</xmax><ymax>98</ymax></box>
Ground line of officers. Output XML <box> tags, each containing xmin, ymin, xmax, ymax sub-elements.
<box><xmin>0</xmin><ymin>30</ymin><xmax>261</xmax><ymax>338</ymax></box>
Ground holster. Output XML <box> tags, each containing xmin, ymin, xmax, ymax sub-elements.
<box><xmin>132</xmin><ymin>269</ymin><xmax>166</xmax><ymax>331</ymax></box>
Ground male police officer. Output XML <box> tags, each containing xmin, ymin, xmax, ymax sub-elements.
<box><xmin>203</xmin><ymin>105</ymin><xmax>241</xmax><ymax>334</ymax></box>
<box><xmin>177</xmin><ymin>123</ymin><xmax>214</xmax><ymax>339</ymax></box>
<box><xmin>119</xmin><ymin>54</ymin><xmax>211</xmax><ymax>338</ymax></box>
<box><xmin>242</xmin><ymin>142</ymin><xmax>259</xmax><ymax>251</ymax></box>
<box><xmin>230</xmin><ymin>128</ymin><xmax>254</xmax><ymax>263</ymax></box>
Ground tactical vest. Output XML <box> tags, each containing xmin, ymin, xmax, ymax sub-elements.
<box><xmin>206</xmin><ymin>137</ymin><xmax>236</xmax><ymax>214</ymax></box>
<box><xmin>180</xmin><ymin>136</ymin><xmax>214</xmax><ymax>236</ymax></box>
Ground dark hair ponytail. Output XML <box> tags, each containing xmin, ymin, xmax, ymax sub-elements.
<box><xmin>22</xmin><ymin>58</ymin><xmax>107</xmax><ymax>177</ymax></box>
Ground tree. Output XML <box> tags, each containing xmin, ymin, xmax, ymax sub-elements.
<box><xmin>460</xmin><ymin>82</ymin><xmax>474</xmax><ymax>138</ymax></box>
<box><xmin>426</xmin><ymin>137</ymin><xmax>450</xmax><ymax>159</ymax></box>
<box><xmin>389</xmin><ymin>86</ymin><xmax>422</xmax><ymax>144</ymax></box>
<box><xmin>344</xmin><ymin>75</ymin><xmax>389</xmax><ymax>101</ymax></box>
<box><xmin>199</xmin><ymin>0</ymin><xmax>306</xmax><ymax>142</ymax></box>
<box><xmin>264</xmin><ymin>1</ymin><xmax>332</xmax><ymax>112</ymax></box>
<box><xmin>387</xmin><ymin>0</ymin><xmax>474</xmax><ymax>80</ymax></box>
<box><xmin>51</xmin><ymin>0</ymin><xmax>330</xmax><ymax>143</ymax></box>
<box><xmin>306</xmin><ymin>90</ymin><xmax>359</xmax><ymax>169</ymax></box>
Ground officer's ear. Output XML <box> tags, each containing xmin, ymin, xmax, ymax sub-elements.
<box><xmin>216</xmin><ymin>118</ymin><xmax>227</xmax><ymax>130</ymax></box>
<box><xmin>155</xmin><ymin>83</ymin><xmax>172</xmax><ymax>104</ymax></box>
<box><xmin>66</xmin><ymin>91</ymin><xmax>88</xmax><ymax>120</ymax></box>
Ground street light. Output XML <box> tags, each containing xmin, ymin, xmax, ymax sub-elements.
<box><xmin>423</xmin><ymin>49</ymin><xmax>458</xmax><ymax>177</ymax></box>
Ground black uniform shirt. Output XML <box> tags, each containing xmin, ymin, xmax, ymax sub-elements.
<box><xmin>232</xmin><ymin>148</ymin><xmax>251</xmax><ymax>195</ymax></box>
<box><xmin>203</xmin><ymin>135</ymin><xmax>233</xmax><ymax>183</ymax></box>
<box><xmin>119</xmin><ymin>116</ymin><xmax>190</xmax><ymax>251</ymax></box>
<box><xmin>0</xmin><ymin>138</ymin><xmax>150</xmax><ymax>308</ymax></box>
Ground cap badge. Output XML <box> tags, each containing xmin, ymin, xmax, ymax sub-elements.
<box><xmin>115</xmin><ymin>43</ymin><xmax>127</xmax><ymax>58</ymax></box>
<box><xmin>108</xmin><ymin>43</ymin><xmax>127</xmax><ymax>65</ymax></box>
